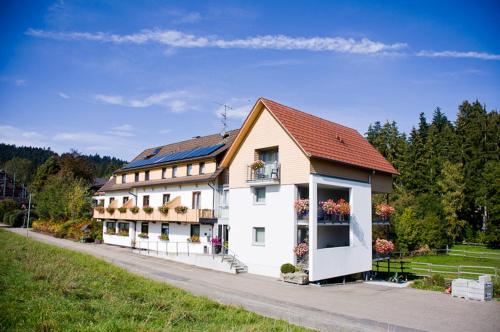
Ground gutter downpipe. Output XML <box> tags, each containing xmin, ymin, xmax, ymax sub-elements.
<box><xmin>128</xmin><ymin>190</ymin><xmax>138</xmax><ymax>248</ymax></box>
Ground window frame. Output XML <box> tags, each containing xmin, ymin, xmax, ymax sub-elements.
<box><xmin>162</xmin><ymin>194</ymin><xmax>170</xmax><ymax>205</ymax></box>
<box><xmin>192</xmin><ymin>191</ymin><xmax>201</xmax><ymax>209</ymax></box>
<box><xmin>187</xmin><ymin>164</ymin><xmax>193</xmax><ymax>176</ymax></box>
<box><xmin>117</xmin><ymin>222</ymin><xmax>129</xmax><ymax>235</ymax></box>
<box><xmin>106</xmin><ymin>221</ymin><xmax>115</xmax><ymax>232</ymax></box>
<box><xmin>135</xmin><ymin>172</ymin><xmax>139</xmax><ymax>182</ymax></box>
<box><xmin>190</xmin><ymin>224</ymin><xmax>200</xmax><ymax>237</ymax></box>
<box><xmin>142</xmin><ymin>195</ymin><xmax>150</xmax><ymax>207</ymax></box>
<box><xmin>172</xmin><ymin>166</ymin><xmax>177</xmax><ymax>178</ymax></box>
<box><xmin>122</xmin><ymin>196</ymin><xmax>129</xmax><ymax>205</ymax></box>
<box><xmin>253</xmin><ymin>187</ymin><xmax>266</xmax><ymax>204</ymax></box>
<box><xmin>145</xmin><ymin>170</ymin><xmax>150</xmax><ymax>181</ymax></box>
<box><xmin>121</xmin><ymin>174</ymin><xmax>126</xmax><ymax>183</ymax></box>
<box><xmin>161</xmin><ymin>223</ymin><xmax>169</xmax><ymax>236</ymax></box>
<box><xmin>141</xmin><ymin>222</ymin><xmax>149</xmax><ymax>234</ymax></box>
<box><xmin>253</xmin><ymin>227</ymin><xmax>265</xmax><ymax>246</ymax></box>
<box><xmin>199</xmin><ymin>162</ymin><xmax>205</xmax><ymax>175</ymax></box>
<box><xmin>162</xmin><ymin>167</ymin><xmax>167</xmax><ymax>179</ymax></box>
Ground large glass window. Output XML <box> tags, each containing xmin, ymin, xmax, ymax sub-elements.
<box><xmin>253</xmin><ymin>227</ymin><xmax>265</xmax><ymax>245</ymax></box>
<box><xmin>117</xmin><ymin>222</ymin><xmax>129</xmax><ymax>235</ymax></box>
<box><xmin>141</xmin><ymin>222</ymin><xmax>149</xmax><ymax>234</ymax></box>
<box><xmin>254</xmin><ymin>187</ymin><xmax>266</xmax><ymax>204</ymax></box>
<box><xmin>161</xmin><ymin>223</ymin><xmax>169</xmax><ymax>235</ymax></box>
<box><xmin>106</xmin><ymin>221</ymin><xmax>115</xmax><ymax>233</ymax></box>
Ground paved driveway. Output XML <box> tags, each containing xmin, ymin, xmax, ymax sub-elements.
<box><xmin>5</xmin><ymin>227</ymin><xmax>500</xmax><ymax>332</ymax></box>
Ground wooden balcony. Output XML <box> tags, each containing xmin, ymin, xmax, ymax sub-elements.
<box><xmin>93</xmin><ymin>196</ymin><xmax>214</xmax><ymax>223</ymax></box>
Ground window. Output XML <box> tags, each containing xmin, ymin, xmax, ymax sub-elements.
<box><xmin>141</xmin><ymin>222</ymin><xmax>149</xmax><ymax>234</ymax></box>
<box><xmin>172</xmin><ymin>166</ymin><xmax>177</xmax><ymax>178</ymax></box>
<box><xmin>162</xmin><ymin>194</ymin><xmax>170</xmax><ymax>205</ymax></box>
<box><xmin>109</xmin><ymin>197</ymin><xmax>115</xmax><ymax>205</ymax></box>
<box><xmin>254</xmin><ymin>187</ymin><xmax>266</xmax><ymax>204</ymax></box>
<box><xmin>98</xmin><ymin>199</ymin><xmax>104</xmax><ymax>206</ymax></box>
<box><xmin>161</xmin><ymin>223</ymin><xmax>169</xmax><ymax>235</ymax></box>
<box><xmin>187</xmin><ymin>164</ymin><xmax>192</xmax><ymax>176</ymax></box>
<box><xmin>142</xmin><ymin>195</ymin><xmax>150</xmax><ymax>207</ymax></box>
<box><xmin>162</xmin><ymin>168</ymin><xmax>166</xmax><ymax>179</ymax></box>
<box><xmin>192</xmin><ymin>191</ymin><xmax>201</xmax><ymax>209</ymax></box>
<box><xmin>106</xmin><ymin>221</ymin><xmax>115</xmax><ymax>232</ymax></box>
<box><xmin>199</xmin><ymin>162</ymin><xmax>205</xmax><ymax>174</ymax></box>
<box><xmin>135</xmin><ymin>172</ymin><xmax>139</xmax><ymax>182</ymax></box>
<box><xmin>145</xmin><ymin>170</ymin><xmax>150</xmax><ymax>181</ymax></box>
<box><xmin>122</xmin><ymin>196</ymin><xmax>129</xmax><ymax>205</ymax></box>
<box><xmin>253</xmin><ymin>227</ymin><xmax>265</xmax><ymax>246</ymax></box>
<box><xmin>121</xmin><ymin>174</ymin><xmax>126</xmax><ymax>183</ymax></box>
<box><xmin>117</xmin><ymin>222</ymin><xmax>129</xmax><ymax>235</ymax></box>
<box><xmin>190</xmin><ymin>224</ymin><xmax>200</xmax><ymax>237</ymax></box>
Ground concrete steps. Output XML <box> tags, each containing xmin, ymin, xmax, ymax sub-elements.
<box><xmin>222</xmin><ymin>256</ymin><xmax>248</xmax><ymax>274</ymax></box>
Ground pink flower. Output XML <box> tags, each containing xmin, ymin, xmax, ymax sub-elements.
<box><xmin>374</xmin><ymin>238</ymin><xmax>395</xmax><ymax>254</ymax></box>
<box><xmin>375</xmin><ymin>203</ymin><xmax>395</xmax><ymax>219</ymax></box>
<box><xmin>294</xmin><ymin>242</ymin><xmax>309</xmax><ymax>257</ymax></box>
<box><xmin>294</xmin><ymin>199</ymin><xmax>309</xmax><ymax>214</ymax></box>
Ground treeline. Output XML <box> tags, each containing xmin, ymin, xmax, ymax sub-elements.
<box><xmin>368</xmin><ymin>100</ymin><xmax>499</xmax><ymax>249</ymax></box>
<box><xmin>0</xmin><ymin>143</ymin><xmax>126</xmax><ymax>184</ymax></box>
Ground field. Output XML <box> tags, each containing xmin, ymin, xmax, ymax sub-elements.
<box><xmin>0</xmin><ymin>229</ymin><xmax>308</xmax><ymax>332</ymax></box>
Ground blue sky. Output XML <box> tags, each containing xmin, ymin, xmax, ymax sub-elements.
<box><xmin>1</xmin><ymin>0</ymin><xmax>499</xmax><ymax>160</ymax></box>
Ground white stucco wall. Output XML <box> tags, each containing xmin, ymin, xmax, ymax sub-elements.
<box><xmin>228</xmin><ymin>184</ymin><xmax>296</xmax><ymax>278</ymax></box>
<box><xmin>309</xmin><ymin>174</ymin><xmax>372</xmax><ymax>281</ymax></box>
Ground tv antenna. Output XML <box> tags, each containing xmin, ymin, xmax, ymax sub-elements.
<box><xmin>214</xmin><ymin>101</ymin><xmax>232</xmax><ymax>137</ymax></box>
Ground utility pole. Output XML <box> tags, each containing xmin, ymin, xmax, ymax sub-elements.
<box><xmin>26</xmin><ymin>194</ymin><xmax>32</xmax><ymax>237</ymax></box>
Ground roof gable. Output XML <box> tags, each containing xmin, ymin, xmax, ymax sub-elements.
<box><xmin>222</xmin><ymin>98</ymin><xmax>398</xmax><ymax>175</ymax></box>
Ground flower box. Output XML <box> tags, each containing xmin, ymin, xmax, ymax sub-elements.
<box><xmin>158</xmin><ymin>205</ymin><xmax>169</xmax><ymax>215</ymax></box>
<box><xmin>106</xmin><ymin>207</ymin><xmax>115</xmax><ymax>214</ymax></box>
<box><xmin>175</xmin><ymin>205</ymin><xmax>188</xmax><ymax>214</ymax></box>
<box><xmin>95</xmin><ymin>206</ymin><xmax>105</xmax><ymax>213</ymax></box>
<box><xmin>143</xmin><ymin>206</ymin><xmax>154</xmax><ymax>214</ymax></box>
<box><xmin>118</xmin><ymin>207</ymin><xmax>127</xmax><ymax>213</ymax></box>
<box><xmin>138</xmin><ymin>233</ymin><xmax>149</xmax><ymax>239</ymax></box>
<box><xmin>129</xmin><ymin>206</ymin><xmax>139</xmax><ymax>214</ymax></box>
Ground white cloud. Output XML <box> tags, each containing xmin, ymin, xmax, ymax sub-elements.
<box><xmin>214</xmin><ymin>99</ymin><xmax>252</xmax><ymax>120</ymax></box>
<box><xmin>107</xmin><ymin>124</ymin><xmax>135</xmax><ymax>137</ymax></box>
<box><xmin>416</xmin><ymin>50</ymin><xmax>500</xmax><ymax>61</ymax></box>
<box><xmin>53</xmin><ymin>132</ymin><xmax>107</xmax><ymax>143</ymax></box>
<box><xmin>26</xmin><ymin>28</ymin><xmax>406</xmax><ymax>54</ymax></box>
<box><xmin>15</xmin><ymin>79</ymin><xmax>27</xmax><ymax>86</ymax></box>
<box><xmin>0</xmin><ymin>125</ymin><xmax>46</xmax><ymax>147</ymax></box>
<box><xmin>58</xmin><ymin>92</ymin><xmax>70</xmax><ymax>99</ymax></box>
<box><xmin>94</xmin><ymin>90</ymin><xmax>191</xmax><ymax>112</ymax></box>
<box><xmin>159</xmin><ymin>129</ymin><xmax>172</xmax><ymax>134</ymax></box>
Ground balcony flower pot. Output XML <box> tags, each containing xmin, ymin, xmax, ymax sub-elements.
<box><xmin>211</xmin><ymin>236</ymin><xmax>222</xmax><ymax>254</ymax></box>
<box><xmin>95</xmin><ymin>206</ymin><xmax>105</xmax><ymax>213</ymax></box>
<box><xmin>106</xmin><ymin>207</ymin><xmax>115</xmax><ymax>214</ymax></box>
<box><xmin>158</xmin><ymin>205</ymin><xmax>169</xmax><ymax>215</ymax></box>
<box><xmin>250</xmin><ymin>160</ymin><xmax>265</xmax><ymax>170</ymax></box>
<box><xmin>143</xmin><ymin>206</ymin><xmax>154</xmax><ymax>214</ymax></box>
<box><xmin>375</xmin><ymin>203</ymin><xmax>395</xmax><ymax>220</ymax></box>
<box><xmin>129</xmin><ymin>206</ymin><xmax>139</xmax><ymax>214</ymax></box>
<box><xmin>158</xmin><ymin>234</ymin><xmax>169</xmax><ymax>241</ymax></box>
<box><xmin>175</xmin><ymin>205</ymin><xmax>188</xmax><ymax>214</ymax></box>
<box><xmin>118</xmin><ymin>207</ymin><xmax>127</xmax><ymax>213</ymax></box>
<box><xmin>138</xmin><ymin>233</ymin><xmax>149</xmax><ymax>239</ymax></box>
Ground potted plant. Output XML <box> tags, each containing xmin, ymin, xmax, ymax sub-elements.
<box><xmin>294</xmin><ymin>198</ymin><xmax>309</xmax><ymax>219</ymax></box>
<box><xmin>95</xmin><ymin>206</ymin><xmax>105</xmax><ymax>213</ymax></box>
<box><xmin>320</xmin><ymin>199</ymin><xmax>337</xmax><ymax>221</ymax></box>
<box><xmin>106</xmin><ymin>207</ymin><xmax>115</xmax><ymax>214</ymax></box>
<box><xmin>250</xmin><ymin>159</ymin><xmax>265</xmax><ymax>170</ymax></box>
<box><xmin>211</xmin><ymin>236</ymin><xmax>222</xmax><ymax>254</ymax></box>
<box><xmin>130</xmin><ymin>206</ymin><xmax>139</xmax><ymax>214</ymax></box>
<box><xmin>118</xmin><ymin>207</ymin><xmax>127</xmax><ymax>213</ymax></box>
<box><xmin>175</xmin><ymin>205</ymin><xmax>188</xmax><ymax>214</ymax></box>
<box><xmin>158</xmin><ymin>233</ymin><xmax>169</xmax><ymax>241</ymax></box>
<box><xmin>280</xmin><ymin>263</ymin><xmax>308</xmax><ymax>285</ymax></box>
<box><xmin>117</xmin><ymin>229</ymin><xmax>129</xmax><ymax>237</ymax></box>
<box><xmin>105</xmin><ymin>228</ymin><xmax>115</xmax><ymax>235</ymax></box>
<box><xmin>188</xmin><ymin>235</ymin><xmax>200</xmax><ymax>243</ymax></box>
<box><xmin>143</xmin><ymin>206</ymin><xmax>154</xmax><ymax>214</ymax></box>
<box><xmin>374</xmin><ymin>238</ymin><xmax>394</xmax><ymax>259</ymax></box>
<box><xmin>158</xmin><ymin>205</ymin><xmax>169</xmax><ymax>215</ymax></box>
<box><xmin>138</xmin><ymin>232</ymin><xmax>149</xmax><ymax>239</ymax></box>
<box><xmin>375</xmin><ymin>203</ymin><xmax>395</xmax><ymax>222</ymax></box>
<box><xmin>337</xmin><ymin>199</ymin><xmax>350</xmax><ymax>222</ymax></box>
<box><xmin>94</xmin><ymin>234</ymin><xmax>103</xmax><ymax>244</ymax></box>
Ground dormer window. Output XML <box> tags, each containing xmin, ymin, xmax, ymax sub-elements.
<box><xmin>145</xmin><ymin>170</ymin><xmax>150</xmax><ymax>181</ymax></box>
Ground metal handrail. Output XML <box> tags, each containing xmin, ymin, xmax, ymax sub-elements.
<box><xmin>246</xmin><ymin>162</ymin><xmax>280</xmax><ymax>182</ymax></box>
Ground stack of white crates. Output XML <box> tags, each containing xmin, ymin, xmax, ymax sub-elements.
<box><xmin>452</xmin><ymin>275</ymin><xmax>493</xmax><ymax>301</ymax></box>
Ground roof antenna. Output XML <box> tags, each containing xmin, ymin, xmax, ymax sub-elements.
<box><xmin>214</xmin><ymin>101</ymin><xmax>232</xmax><ymax>138</ymax></box>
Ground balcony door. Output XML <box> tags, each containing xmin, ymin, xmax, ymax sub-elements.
<box><xmin>192</xmin><ymin>191</ymin><xmax>201</xmax><ymax>209</ymax></box>
<box><xmin>258</xmin><ymin>148</ymin><xmax>279</xmax><ymax>179</ymax></box>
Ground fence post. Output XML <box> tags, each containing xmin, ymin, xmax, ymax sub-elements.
<box><xmin>457</xmin><ymin>265</ymin><xmax>461</xmax><ymax>278</ymax></box>
<box><xmin>428</xmin><ymin>263</ymin><xmax>432</xmax><ymax>276</ymax></box>
<box><xmin>446</xmin><ymin>245</ymin><xmax>449</xmax><ymax>255</ymax></box>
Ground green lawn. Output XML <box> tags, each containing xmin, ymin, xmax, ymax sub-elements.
<box><xmin>0</xmin><ymin>229</ymin><xmax>309</xmax><ymax>332</ymax></box>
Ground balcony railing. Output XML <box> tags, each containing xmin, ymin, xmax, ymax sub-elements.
<box><xmin>372</xmin><ymin>215</ymin><xmax>391</xmax><ymax>225</ymax></box>
<box><xmin>246</xmin><ymin>162</ymin><xmax>280</xmax><ymax>184</ymax></box>
<box><xmin>317</xmin><ymin>209</ymin><xmax>350</xmax><ymax>225</ymax></box>
<box><xmin>93</xmin><ymin>206</ymin><xmax>214</xmax><ymax>223</ymax></box>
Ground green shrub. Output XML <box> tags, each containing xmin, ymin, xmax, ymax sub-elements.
<box><xmin>3</xmin><ymin>210</ymin><xmax>26</xmax><ymax>227</ymax></box>
<box><xmin>0</xmin><ymin>199</ymin><xmax>20</xmax><ymax>220</ymax></box>
<box><xmin>411</xmin><ymin>274</ymin><xmax>446</xmax><ymax>292</ymax></box>
<box><xmin>280</xmin><ymin>263</ymin><xmax>296</xmax><ymax>274</ymax></box>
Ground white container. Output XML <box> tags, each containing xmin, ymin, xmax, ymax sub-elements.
<box><xmin>452</xmin><ymin>276</ymin><xmax>493</xmax><ymax>301</ymax></box>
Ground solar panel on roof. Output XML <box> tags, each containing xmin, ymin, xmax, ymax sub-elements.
<box><xmin>122</xmin><ymin>143</ymin><xmax>225</xmax><ymax>170</ymax></box>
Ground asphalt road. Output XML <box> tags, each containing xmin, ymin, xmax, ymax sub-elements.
<box><xmin>4</xmin><ymin>226</ymin><xmax>499</xmax><ymax>332</ymax></box>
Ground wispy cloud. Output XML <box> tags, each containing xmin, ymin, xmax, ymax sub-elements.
<box><xmin>0</xmin><ymin>125</ymin><xmax>47</xmax><ymax>147</ymax></box>
<box><xmin>26</xmin><ymin>28</ymin><xmax>406</xmax><ymax>54</ymax></box>
<box><xmin>94</xmin><ymin>90</ymin><xmax>191</xmax><ymax>112</ymax></box>
<box><xmin>15</xmin><ymin>79</ymin><xmax>27</xmax><ymax>87</ymax></box>
<box><xmin>167</xmin><ymin>10</ymin><xmax>202</xmax><ymax>24</ymax></box>
<box><xmin>58</xmin><ymin>92</ymin><xmax>70</xmax><ymax>99</ymax></box>
<box><xmin>214</xmin><ymin>98</ymin><xmax>253</xmax><ymax>120</ymax></box>
<box><xmin>417</xmin><ymin>50</ymin><xmax>500</xmax><ymax>61</ymax></box>
<box><xmin>107</xmin><ymin>124</ymin><xmax>135</xmax><ymax>137</ymax></box>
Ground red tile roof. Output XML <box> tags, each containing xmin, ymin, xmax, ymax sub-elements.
<box><xmin>260</xmin><ymin>98</ymin><xmax>398</xmax><ymax>175</ymax></box>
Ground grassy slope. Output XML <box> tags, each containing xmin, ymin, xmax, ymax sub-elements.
<box><xmin>0</xmin><ymin>230</ymin><xmax>308</xmax><ymax>332</ymax></box>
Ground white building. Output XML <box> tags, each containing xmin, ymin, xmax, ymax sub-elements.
<box><xmin>95</xmin><ymin>98</ymin><xmax>397</xmax><ymax>282</ymax></box>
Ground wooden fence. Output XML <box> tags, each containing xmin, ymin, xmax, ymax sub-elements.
<box><xmin>411</xmin><ymin>262</ymin><xmax>499</xmax><ymax>280</ymax></box>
